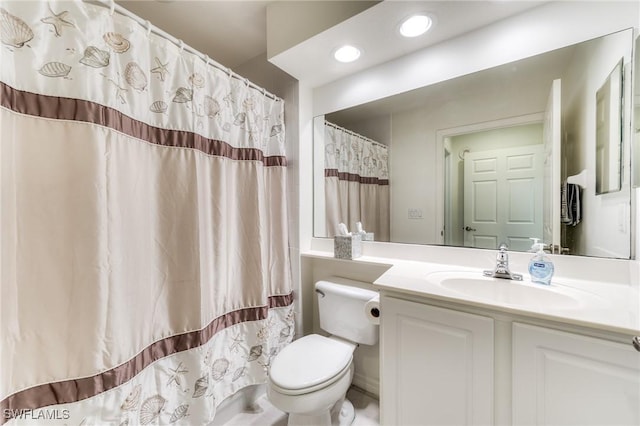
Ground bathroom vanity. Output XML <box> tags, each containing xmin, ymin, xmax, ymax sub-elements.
<box><xmin>377</xmin><ymin>264</ymin><xmax>640</xmax><ymax>426</ymax></box>
<box><xmin>301</xmin><ymin>244</ymin><xmax>640</xmax><ymax>426</ymax></box>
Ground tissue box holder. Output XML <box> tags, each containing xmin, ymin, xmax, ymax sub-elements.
<box><xmin>363</xmin><ymin>232</ymin><xmax>374</xmax><ymax>241</ymax></box>
<box><xmin>334</xmin><ymin>234</ymin><xmax>362</xmax><ymax>260</ymax></box>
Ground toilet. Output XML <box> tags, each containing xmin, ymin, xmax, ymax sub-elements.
<box><xmin>267</xmin><ymin>278</ymin><xmax>379</xmax><ymax>426</ymax></box>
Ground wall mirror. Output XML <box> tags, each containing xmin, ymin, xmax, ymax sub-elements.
<box><xmin>313</xmin><ymin>28</ymin><xmax>634</xmax><ymax>259</ymax></box>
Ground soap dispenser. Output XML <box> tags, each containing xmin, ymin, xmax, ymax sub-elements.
<box><xmin>528</xmin><ymin>238</ymin><xmax>554</xmax><ymax>285</ymax></box>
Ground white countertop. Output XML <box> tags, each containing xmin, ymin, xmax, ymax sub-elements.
<box><xmin>302</xmin><ymin>250</ymin><xmax>640</xmax><ymax>336</ymax></box>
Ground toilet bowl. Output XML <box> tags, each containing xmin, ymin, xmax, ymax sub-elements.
<box><xmin>267</xmin><ymin>278</ymin><xmax>379</xmax><ymax>426</ymax></box>
<box><xmin>268</xmin><ymin>334</ymin><xmax>356</xmax><ymax>425</ymax></box>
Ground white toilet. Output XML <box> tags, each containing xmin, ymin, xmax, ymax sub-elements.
<box><xmin>267</xmin><ymin>278</ymin><xmax>379</xmax><ymax>426</ymax></box>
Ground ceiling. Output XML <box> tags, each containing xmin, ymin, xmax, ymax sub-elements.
<box><xmin>116</xmin><ymin>0</ymin><xmax>273</xmax><ymax>69</ymax></box>
<box><xmin>270</xmin><ymin>0</ymin><xmax>548</xmax><ymax>87</ymax></box>
<box><xmin>115</xmin><ymin>1</ymin><xmax>547</xmax><ymax>85</ymax></box>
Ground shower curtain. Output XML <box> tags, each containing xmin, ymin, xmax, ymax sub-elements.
<box><xmin>0</xmin><ymin>1</ymin><xmax>293</xmax><ymax>424</ymax></box>
<box><xmin>324</xmin><ymin>122</ymin><xmax>390</xmax><ymax>241</ymax></box>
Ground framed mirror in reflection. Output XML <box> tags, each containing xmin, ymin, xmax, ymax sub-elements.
<box><xmin>313</xmin><ymin>28</ymin><xmax>634</xmax><ymax>259</ymax></box>
<box><xmin>595</xmin><ymin>58</ymin><xmax>624</xmax><ymax>195</ymax></box>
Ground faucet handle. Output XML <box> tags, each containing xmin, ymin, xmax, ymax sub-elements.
<box><xmin>497</xmin><ymin>243</ymin><xmax>509</xmax><ymax>263</ymax></box>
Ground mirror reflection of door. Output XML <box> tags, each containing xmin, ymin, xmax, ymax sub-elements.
<box><xmin>463</xmin><ymin>145</ymin><xmax>543</xmax><ymax>251</ymax></box>
<box><xmin>444</xmin><ymin>123</ymin><xmax>544</xmax><ymax>251</ymax></box>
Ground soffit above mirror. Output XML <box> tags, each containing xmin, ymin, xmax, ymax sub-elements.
<box><xmin>268</xmin><ymin>0</ymin><xmax>547</xmax><ymax>87</ymax></box>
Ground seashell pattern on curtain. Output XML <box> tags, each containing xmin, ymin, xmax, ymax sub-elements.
<box><xmin>0</xmin><ymin>1</ymin><xmax>292</xmax><ymax>425</ymax></box>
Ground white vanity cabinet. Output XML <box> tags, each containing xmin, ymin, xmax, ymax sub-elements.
<box><xmin>380</xmin><ymin>295</ymin><xmax>495</xmax><ymax>426</ymax></box>
<box><xmin>513</xmin><ymin>323</ymin><xmax>640</xmax><ymax>426</ymax></box>
<box><xmin>380</xmin><ymin>293</ymin><xmax>640</xmax><ymax>426</ymax></box>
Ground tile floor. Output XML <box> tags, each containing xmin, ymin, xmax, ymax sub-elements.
<box><xmin>224</xmin><ymin>387</ymin><xmax>380</xmax><ymax>426</ymax></box>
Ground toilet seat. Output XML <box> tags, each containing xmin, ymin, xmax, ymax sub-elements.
<box><xmin>269</xmin><ymin>334</ymin><xmax>355</xmax><ymax>396</ymax></box>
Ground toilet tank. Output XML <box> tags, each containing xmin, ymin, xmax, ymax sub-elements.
<box><xmin>315</xmin><ymin>277</ymin><xmax>379</xmax><ymax>345</ymax></box>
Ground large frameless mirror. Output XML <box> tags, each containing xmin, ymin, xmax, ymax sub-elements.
<box><xmin>313</xmin><ymin>29</ymin><xmax>634</xmax><ymax>259</ymax></box>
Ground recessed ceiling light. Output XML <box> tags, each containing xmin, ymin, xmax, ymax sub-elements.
<box><xmin>399</xmin><ymin>14</ymin><xmax>432</xmax><ymax>38</ymax></box>
<box><xmin>334</xmin><ymin>45</ymin><xmax>361</xmax><ymax>63</ymax></box>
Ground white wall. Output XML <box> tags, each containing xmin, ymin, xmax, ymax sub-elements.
<box><xmin>561</xmin><ymin>30</ymin><xmax>634</xmax><ymax>258</ymax></box>
<box><xmin>297</xmin><ymin>82</ymin><xmax>315</xmax><ymax>336</ymax></box>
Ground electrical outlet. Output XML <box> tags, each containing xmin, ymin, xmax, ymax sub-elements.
<box><xmin>408</xmin><ymin>208</ymin><xmax>423</xmax><ymax>219</ymax></box>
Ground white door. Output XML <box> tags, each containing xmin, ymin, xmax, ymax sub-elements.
<box><xmin>543</xmin><ymin>79</ymin><xmax>561</xmax><ymax>251</ymax></box>
<box><xmin>463</xmin><ymin>144</ymin><xmax>544</xmax><ymax>252</ymax></box>
<box><xmin>380</xmin><ymin>295</ymin><xmax>494</xmax><ymax>426</ymax></box>
<box><xmin>513</xmin><ymin>323</ymin><xmax>640</xmax><ymax>426</ymax></box>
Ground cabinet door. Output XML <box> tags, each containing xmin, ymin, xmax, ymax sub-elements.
<box><xmin>513</xmin><ymin>322</ymin><xmax>640</xmax><ymax>426</ymax></box>
<box><xmin>380</xmin><ymin>295</ymin><xmax>494</xmax><ymax>426</ymax></box>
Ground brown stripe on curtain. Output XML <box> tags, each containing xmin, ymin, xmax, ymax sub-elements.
<box><xmin>0</xmin><ymin>293</ymin><xmax>293</xmax><ymax>422</ymax></box>
<box><xmin>0</xmin><ymin>82</ymin><xmax>286</xmax><ymax>167</ymax></box>
<box><xmin>324</xmin><ymin>168</ymin><xmax>389</xmax><ymax>185</ymax></box>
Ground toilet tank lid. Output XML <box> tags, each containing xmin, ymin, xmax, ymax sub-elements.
<box><xmin>315</xmin><ymin>278</ymin><xmax>377</xmax><ymax>301</ymax></box>
<box><xmin>270</xmin><ymin>334</ymin><xmax>354</xmax><ymax>390</ymax></box>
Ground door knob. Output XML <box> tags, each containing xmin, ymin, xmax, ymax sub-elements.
<box><xmin>633</xmin><ymin>336</ymin><xmax>640</xmax><ymax>352</ymax></box>
<box><xmin>464</xmin><ymin>226</ymin><xmax>477</xmax><ymax>232</ymax></box>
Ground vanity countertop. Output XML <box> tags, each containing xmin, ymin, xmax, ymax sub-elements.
<box><xmin>302</xmin><ymin>250</ymin><xmax>640</xmax><ymax>336</ymax></box>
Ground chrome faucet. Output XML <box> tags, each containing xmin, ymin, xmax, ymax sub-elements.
<box><xmin>483</xmin><ymin>243</ymin><xmax>523</xmax><ymax>280</ymax></box>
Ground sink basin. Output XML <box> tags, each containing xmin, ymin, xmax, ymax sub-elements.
<box><xmin>426</xmin><ymin>272</ymin><xmax>581</xmax><ymax>309</ymax></box>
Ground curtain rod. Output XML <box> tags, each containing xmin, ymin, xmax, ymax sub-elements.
<box><xmin>85</xmin><ymin>0</ymin><xmax>282</xmax><ymax>102</ymax></box>
<box><xmin>325</xmin><ymin>121</ymin><xmax>387</xmax><ymax>148</ymax></box>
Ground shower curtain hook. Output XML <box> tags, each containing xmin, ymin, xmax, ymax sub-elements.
<box><xmin>109</xmin><ymin>0</ymin><xmax>115</xmax><ymax>16</ymax></box>
<box><xmin>178</xmin><ymin>39</ymin><xmax>184</xmax><ymax>53</ymax></box>
<box><xmin>145</xmin><ymin>20</ymin><xmax>151</xmax><ymax>37</ymax></box>
<box><xmin>203</xmin><ymin>54</ymin><xmax>210</xmax><ymax>67</ymax></box>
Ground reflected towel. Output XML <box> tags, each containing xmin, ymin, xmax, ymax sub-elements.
<box><xmin>561</xmin><ymin>182</ymin><xmax>581</xmax><ymax>226</ymax></box>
